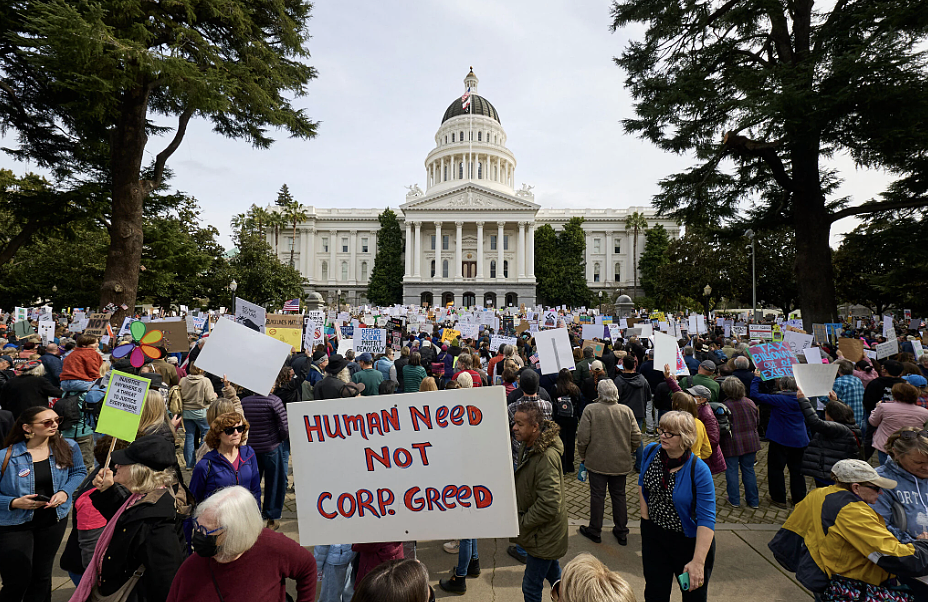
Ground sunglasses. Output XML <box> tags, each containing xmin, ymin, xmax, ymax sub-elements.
<box><xmin>551</xmin><ymin>579</ymin><xmax>561</xmax><ymax>602</ymax></box>
<box><xmin>859</xmin><ymin>483</ymin><xmax>882</xmax><ymax>493</ymax></box>
<box><xmin>898</xmin><ymin>430</ymin><xmax>928</xmax><ymax>441</ymax></box>
<box><xmin>32</xmin><ymin>417</ymin><xmax>62</xmax><ymax>428</ymax></box>
<box><xmin>657</xmin><ymin>428</ymin><xmax>680</xmax><ymax>438</ymax></box>
<box><xmin>222</xmin><ymin>424</ymin><xmax>247</xmax><ymax>436</ymax></box>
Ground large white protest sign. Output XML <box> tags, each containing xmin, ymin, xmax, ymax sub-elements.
<box><xmin>875</xmin><ymin>338</ymin><xmax>899</xmax><ymax>360</ymax></box>
<box><xmin>234</xmin><ymin>297</ymin><xmax>266</xmax><ymax>332</ymax></box>
<box><xmin>489</xmin><ymin>336</ymin><xmax>517</xmax><ymax>353</ymax></box>
<box><xmin>638</xmin><ymin>323</ymin><xmax>654</xmax><ymax>339</ymax></box>
<box><xmin>802</xmin><ymin>347</ymin><xmax>824</xmax><ymax>365</ymax></box>
<box><xmin>355</xmin><ymin>328</ymin><xmax>386</xmax><ymax>354</ymax></box>
<box><xmin>883</xmin><ymin>315</ymin><xmax>895</xmax><ymax>339</ymax></box>
<box><xmin>195</xmin><ymin>317</ymin><xmax>292</xmax><ymax>395</ymax></box>
<box><xmin>607</xmin><ymin>324</ymin><xmax>622</xmax><ymax>342</ymax></box>
<box><xmin>337</xmin><ymin>339</ymin><xmax>355</xmax><ymax>356</ymax></box>
<box><xmin>38</xmin><ymin>322</ymin><xmax>55</xmax><ymax>345</ymax></box>
<box><xmin>653</xmin><ymin>332</ymin><xmax>678</xmax><ymax>371</ymax></box>
<box><xmin>542</xmin><ymin>311</ymin><xmax>559</xmax><ymax>328</ymax></box>
<box><xmin>534</xmin><ymin>328</ymin><xmax>575</xmax><ymax>375</ymax></box>
<box><xmin>581</xmin><ymin>324</ymin><xmax>605</xmax><ymax>340</ymax></box>
<box><xmin>287</xmin><ymin>387</ymin><xmax>519</xmax><ymax>545</ymax></box>
<box><xmin>792</xmin><ymin>363</ymin><xmax>839</xmax><ymax>399</ymax></box>
<box><xmin>457</xmin><ymin>324</ymin><xmax>479</xmax><ymax>340</ymax></box>
<box><xmin>688</xmin><ymin>314</ymin><xmax>698</xmax><ymax>334</ymax></box>
<box><xmin>304</xmin><ymin>310</ymin><xmax>325</xmax><ymax>349</ymax></box>
<box><xmin>783</xmin><ymin>331</ymin><xmax>814</xmax><ymax>356</ymax></box>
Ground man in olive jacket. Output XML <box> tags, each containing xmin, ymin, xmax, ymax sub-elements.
<box><xmin>511</xmin><ymin>405</ymin><xmax>568</xmax><ymax>602</ymax></box>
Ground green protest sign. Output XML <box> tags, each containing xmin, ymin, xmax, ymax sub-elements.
<box><xmin>95</xmin><ymin>370</ymin><xmax>151</xmax><ymax>442</ymax></box>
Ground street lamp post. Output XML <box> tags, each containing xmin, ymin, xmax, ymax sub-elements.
<box><xmin>230</xmin><ymin>280</ymin><xmax>238</xmax><ymax>315</ymax></box>
<box><xmin>51</xmin><ymin>285</ymin><xmax>57</xmax><ymax>312</ymax></box>
<box><xmin>745</xmin><ymin>229</ymin><xmax>757</xmax><ymax>322</ymax></box>
<box><xmin>703</xmin><ymin>284</ymin><xmax>712</xmax><ymax>331</ymax></box>
<box><xmin>336</xmin><ymin>289</ymin><xmax>342</xmax><ymax>309</ymax></box>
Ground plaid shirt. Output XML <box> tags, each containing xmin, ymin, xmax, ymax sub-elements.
<box><xmin>833</xmin><ymin>374</ymin><xmax>865</xmax><ymax>428</ymax></box>
<box><xmin>720</xmin><ymin>397</ymin><xmax>761</xmax><ymax>458</ymax></box>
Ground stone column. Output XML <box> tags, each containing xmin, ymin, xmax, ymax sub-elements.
<box><xmin>413</xmin><ymin>222</ymin><xmax>422</xmax><ymax>278</ymax></box>
<box><xmin>497</xmin><ymin>222</ymin><xmax>505</xmax><ymax>280</ymax></box>
<box><xmin>455</xmin><ymin>221</ymin><xmax>463</xmax><ymax>280</ymax></box>
<box><xmin>527</xmin><ymin>222</ymin><xmax>535</xmax><ymax>279</ymax></box>
<box><xmin>434</xmin><ymin>221</ymin><xmax>442</xmax><ymax>280</ymax></box>
<box><xmin>517</xmin><ymin>221</ymin><xmax>526</xmax><ymax>278</ymax></box>
<box><xmin>476</xmin><ymin>221</ymin><xmax>485</xmax><ymax>279</ymax></box>
<box><xmin>349</xmin><ymin>230</ymin><xmax>357</xmax><ymax>283</ymax></box>
<box><xmin>605</xmin><ymin>231</ymin><xmax>612</xmax><ymax>284</ymax></box>
<box><xmin>329</xmin><ymin>229</ymin><xmax>337</xmax><ymax>283</ymax></box>
<box><xmin>304</xmin><ymin>227</ymin><xmax>315</xmax><ymax>281</ymax></box>
<box><xmin>404</xmin><ymin>221</ymin><xmax>413</xmax><ymax>278</ymax></box>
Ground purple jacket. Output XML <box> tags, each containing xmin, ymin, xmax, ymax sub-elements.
<box><xmin>240</xmin><ymin>394</ymin><xmax>288</xmax><ymax>454</ymax></box>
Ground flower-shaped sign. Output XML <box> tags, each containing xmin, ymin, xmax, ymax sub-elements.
<box><xmin>111</xmin><ymin>321</ymin><xmax>164</xmax><ymax>368</ymax></box>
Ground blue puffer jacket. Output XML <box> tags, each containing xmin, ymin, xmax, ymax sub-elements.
<box><xmin>314</xmin><ymin>543</ymin><xmax>356</xmax><ymax>569</ymax></box>
<box><xmin>872</xmin><ymin>457</ymin><xmax>928</xmax><ymax>544</ymax></box>
<box><xmin>189</xmin><ymin>446</ymin><xmax>262</xmax><ymax>508</ymax></box>
<box><xmin>750</xmin><ymin>377</ymin><xmax>809</xmax><ymax>448</ymax></box>
<box><xmin>0</xmin><ymin>440</ymin><xmax>87</xmax><ymax>525</ymax></box>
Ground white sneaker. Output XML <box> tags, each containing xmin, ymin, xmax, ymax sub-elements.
<box><xmin>443</xmin><ymin>540</ymin><xmax>460</xmax><ymax>554</ymax></box>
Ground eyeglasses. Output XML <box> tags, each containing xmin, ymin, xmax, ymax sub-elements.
<box><xmin>222</xmin><ymin>424</ymin><xmax>247</xmax><ymax>436</ymax></box>
<box><xmin>898</xmin><ymin>430</ymin><xmax>928</xmax><ymax>441</ymax></box>
<box><xmin>859</xmin><ymin>483</ymin><xmax>882</xmax><ymax>493</ymax></box>
<box><xmin>32</xmin><ymin>417</ymin><xmax>61</xmax><ymax>428</ymax></box>
<box><xmin>192</xmin><ymin>518</ymin><xmax>224</xmax><ymax>536</ymax></box>
<box><xmin>657</xmin><ymin>428</ymin><xmax>680</xmax><ymax>439</ymax></box>
<box><xmin>550</xmin><ymin>579</ymin><xmax>561</xmax><ymax>602</ymax></box>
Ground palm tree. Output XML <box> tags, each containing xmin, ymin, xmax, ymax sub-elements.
<box><xmin>624</xmin><ymin>211</ymin><xmax>648</xmax><ymax>296</ymax></box>
<box><xmin>267</xmin><ymin>210</ymin><xmax>287</xmax><ymax>250</ymax></box>
<box><xmin>283</xmin><ymin>200</ymin><xmax>310</xmax><ymax>266</ymax></box>
<box><xmin>248</xmin><ymin>205</ymin><xmax>272</xmax><ymax>238</ymax></box>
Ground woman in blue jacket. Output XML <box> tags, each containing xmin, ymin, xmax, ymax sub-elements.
<box><xmin>872</xmin><ymin>427</ymin><xmax>928</xmax><ymax>544</ymax></box>
<box><xmin>189</xmin><ymin>412</ymin><xmax>261</xmax><ymax>508</ymax></box>
<box><xmin>639</xmin><ymin>410</ymin><xmax>716</xmax><ymax>601</ymax></box>
<box><xmin>0</xmin><ymin>405</ymin><xmax>86</xmax><ymax>601</ymax></box>
<box><xmin>750</xmin><ymin>374</ymin><xmax>809</xmax><ymax>508</ymax></box>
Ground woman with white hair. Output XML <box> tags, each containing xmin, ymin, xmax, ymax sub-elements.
<box><xmin>551</xmin><ymin>553</ymin><xmax>637</xmax><ymax>602</ymax></box>
<box><xmin>166</xmin><ymin>486</ymin><xmax>317</xmax><ymax>601</ymax></box>
<box><xmin>577</xmin><ymin>379</ymin><xmax>641</xmax><ymax>546</ymax></box>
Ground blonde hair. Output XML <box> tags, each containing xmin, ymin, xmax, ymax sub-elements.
<box><xmin>119</xmin><ymin>463</ymin><xmax>175</xmax><ymax>494</ymax></box>
<box><xmin>561</xmin><ymin>553</ymin><xmax>637</xmax><ymax>602</ymax></box>
<box><xmin>207</xmin><ymin>398</ymin><xmax>237</xmax><ymax>426</ymax></box>
<box><xmin>659</xmin><ymin>411</ymin><xmax>698</xmax><ymax>450</ymax></box>
<box><xmin>888</xmin><ymin>427</ymin><xmax>928</xmax><ymax>462</ymax></box>
<box><xmin>456</xmin><ymin>371</ymin><xmax>474</xmax><ymax>388</ymax></box>
<box><xmin>195</xmin><ymin>486</ymin><xmax>264</xmax><ymax>562</ymax></box>
<box><xmin>671</xmin><ymin>391</ymin><xmax>698</xmax><ymax>418</ymax></box>
<box><xmin>99</xmin><ymin>360</ymin><xmax>111</xmax><ymax>378</ymax></box>
<box><xmin>138</xmin><ymin>390</ymin><xmax>173</xmax><ymax>438</ymax></box>
<box><xmin>419</xmin><ymin>377</ymin><xmax>438</xmax><ymax>392</ymax></box>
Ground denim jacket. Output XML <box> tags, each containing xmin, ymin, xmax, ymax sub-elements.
<box><xmin>0</xmin><ymin>440</ymin><xmax>87</xmax><ymax>525</ymax></box>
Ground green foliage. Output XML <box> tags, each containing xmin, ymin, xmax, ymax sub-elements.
<box><xmin>610</xmin><ymin>0</ymin><xmax>928</xmax><ymax>326</ymax></box>
<box><xmin>535</xmin><ymin>217</ymin><xmax>593</xmax><ymax>307</ymax></box>
<box><xmin>753</xmin><ymin>228</ymin><xmax>800</xmax><ymax>315</ymax></box>
<box><xmin>638</xmin><ymin>224</ymin><xmax>671</xmax><ymax>300</ymax></box>
<box><xmin>366</xmin><ymin>209</ymin><xmax>404</xmax><ymax>306</ymax></box>
<box><xmin>624</xmin><ymin>211</ymin><xmax>648</xmax><ymax>293</ymax></box>
<box><xmin>229</xmin><ymin>234</ymin><xmax>304</xmax><ymax>309</ymax></box>
<box><xmin>652</xmin><ymin>228</ymin><xmax>746</xmax><ymax>312</ymax></box>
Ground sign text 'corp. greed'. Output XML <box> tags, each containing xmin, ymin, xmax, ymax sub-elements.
<box><xmin>302</xmin><ymin>402</ymin><xmax>492</xmax><ymax>520</ymax></box>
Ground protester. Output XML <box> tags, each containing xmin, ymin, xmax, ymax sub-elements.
<box><xmin>166</xmin><ymin>485</ymin><xmax>317</xmax><ymax>602</ymax></box>
<box><xmin>511</xmin><ymin>403</ymin><xmax>568</xmax><ymax>602</ymax></box>
<box><xmin>351</xmin><ymin>352</ymin><xmax>382</xmax><ymax>396</ymax></box>
<box><xmin>240</xmin><ymin>384</ymin><xmax>288</xmax><ymax>531</ymax></box>
<box><xmin>685</xmin><ymin>385</ymin><xmax>726</xmax><ymax>475</ymax></box>
<box><xmin>508</xmin><ymin>370</ymin><xmax>553</xmax><ymax>464</ymax></box>
<box><xmin>639</xmin><ymin>411</ymin><xmax>716</xmax><ymax>601</ymax></box>
<box><xmin>0</xmin><ymin>406</ymin><xmax>85</xmax><ymax>602</ymax></box>
<box><xmin>352</xmin><ymin>558</ymin><xmax>431</xmax><ymax>602</ymax></box>
<box><xmin>553</xmin><ymin>368</ymin><xmax>582</xmax><ymax>474</ymax></box>
<box><xmin>716</xmin><ymin>376</ymin><xmax>760</xmax><ymax>508</ymax></box>
<box><xmin>402</xmin><ymin>352</ymin><xmax>427</xmax><ymax>393</ymax></box>
<box><xmin>374</xmin><ymin>348</ymin><xmax>397</xmax><ymax>384</ymax></box>
<box><xmin>352</xmin><ymin>540</ymin><xmax>405</xmax><ymax>592</ymax></box>
<box><xmin>394</xmin><ymin>346</ymin><xmax>410</xmax><ymax>391</ymax></box>
<box><xmin>314</xmin><ymin>354</ymin><xmax>355</xmax><ymax>399</ymax></box>
<box><xmin>832</xmin><ymin>359</ymin><xmax>866</xmax><ymax>428</ymax></box>
<box><xmin>0</xmin><ymin>360</ymin><xmax>64</xmax><ymax>420</ymax></box>
<box><xmin>39</xmin><ymin>343</ymin><xmax>62</xmax><ymax>387</ymax></box>
<box><xmin>189</xmin><ymin>412</ymin><xmax>261</xmax><ymax>507</ymax></box>
<box><xmin>863</xmin><ymin>359</ymin><xmax>907</xmax><ymax>423</ymax></box>
<box><xmin>869</xmin><ymin>382</ymin><xmax>928</xmax><ymax>465</ymax></box>
<box><xmin>872</xmin><ymin>428</ymin><xmax>928</xmax><ymax>544</ymax></box>
<box><xmin>750</xmin><ymin>374</ymin><xmax>808</xmax><ymax>508</ymax></box>
<box><xmin>553</xmin><ymin>553</ymin><xmax>638</xmax><ymax>602</ymax></box>
<box><xmin>451</xmin><ymin>352</ymin><xmax>482</xmax><ymax>388</ymax></box>
<box><xmin>671</xmin><ymin>392</ymin><xmax>711</xmax><ymax>460</ymax></box>
<box><xmin>418</xmin><ymin>376</ymin><xmax>438</xmax><ymax>392</ymax></box>
<box><xmin>614</xmin><ymin>356</ymin><xmax>652</xmax><ymax>472</ymax></box>
<box><xmin>59</xmin><ymin>334</ymin><xmax>103</xmax><ymax>393</ymax></box>
<box><xmin>179</xmin><ymin>364</ymin><xmax>219</xmax><ymax>469</ymax></box>
<box><xmin>577</xmin><ymin>379</ymin><xmax>640</xmax><ymax>546</ymax></box>
<box><xmin>797</xmin><ymin>390</ymin><xmax>862</xmax><ymax>487</ymax></box>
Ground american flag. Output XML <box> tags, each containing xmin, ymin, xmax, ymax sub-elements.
<box><xmin>461</xmin><ymin>87</ymin><xmax>471</xmax><ymax>110</ymax></box>
<box><xmin>283</xmin><ymin>299</ymin><xmax>300</xmax><ymax>312</ymax></box>
<box><xmin>529</xmin><ymin>353</ymin><xmax>539</xmax><ymax>366</ymax></box>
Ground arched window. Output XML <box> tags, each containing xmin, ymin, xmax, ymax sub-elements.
<box><xmin>361</xmin><ymin>261</ymin><xmax>368</xmax><ymax>281</ymax></box>
<box><xmin>341</xmin><ymin>261</ymin><xmax>348</xmax><ymax>281</ymax></box>
<box><xmin>593</xmin><ymin>263</ymin><xmax>601</xmax><ymax>283</ymax></box>
<box><xmin>442</xmin><ymin>260</ymin><xmax>449</xmax><ymax>278</ymax></box>
<box><xmin>478</xmin><ymin>162</ymin><xmax>482</xmax><ymax>179</ymax></box>
<box><xmin>321</xmin><ymin>261</ymin><xmax>328</xmax><ymax>280</ymax></box>
<box><xmin>614</xmin><ymin>263</ymin><xmax>621</xmax><ymax>282</ymax></box>
<box><xmin>477</xmin><ymin>131</ymin><xmax>482</xmax><ymax>142</ymax></box>
<box><xmin>460</xmin><ymin>131</ymin><xmax>464</xmax><ymax>141</ymax></box>
<box><xmin>430</xmin><ymin>260</ymin><xmax>436</xmax><ymax>278</ymax></box>
<box><xmin>452</xmin><ymin>133</ymin><xmax>455</xmax><ymax>142</ymax></box>
<box><xmin>459</xmin><ymin>162</ymin><xmax>464</xmax><ymax>179</ymax></box>
<box><xmin>503</xmin><ymin>260</ymin><xmax>509</xmax><ymax>278</ymax></box>
<box><xmin>490</xmin><ymin>260</ymin><xmax>497</xmax><ymax>278</ymax></box>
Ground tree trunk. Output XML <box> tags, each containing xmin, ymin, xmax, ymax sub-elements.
<box><xmin>100</xmin><ymin>86</ymin><xmax>150</xmax><ymax>324</ymax></box>
<box><xmin>290</xmin><ymin>222</ymin><xmax>296</xmax><ymax>266</ymax></box>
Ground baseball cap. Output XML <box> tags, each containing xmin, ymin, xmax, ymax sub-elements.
<box><xmin>357</xmin><ymin>352</ymin><xmax>373</xmax><ymax>364</ymax></box>
<box><xmin>699</xmin><ymin>360</ymin><xmax>717</xmax><ymax>372</ymax></box>
<box><xmin>686</xmin><ymin>385</ymin><xmax>712</xmax><ymax>400</ymax></box>
<box><xmin>903</xmin><ymin>374</ymin><xmax>927</xmax><ymax>388</ymax></box>
<box><xmin>590</xmin><ymin>360</ymin><xmax>604</xmax><ymax>371</ymax></box>
<box><xmin>110</xmin><ymin>434</ymin><xmax>176</xmax><ymax>471</ymax></box>
<box><xmin>0</xmin><ymin>354</ymin><xmax>12</xmax><ymax>365</ymax></box>
<box><xmin>831</xmin><ymin>459</ymin><xmax>897</xmax><ymax>489</ymax></box>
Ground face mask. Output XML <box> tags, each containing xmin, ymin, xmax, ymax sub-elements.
<box><xmin>191</xmin><ymin>531</ymin><xmax>220</xmax><ymax>557</ymax></box>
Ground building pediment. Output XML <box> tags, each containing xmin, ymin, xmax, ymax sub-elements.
<box><xmin>400</xmin><ymin>185</ymin><xmax>539</xmax><ymax>213</ymax></box>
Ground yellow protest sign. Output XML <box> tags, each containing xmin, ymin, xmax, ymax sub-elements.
<box><xmin>95</xmin><ymin>371</ymin><xmax>150</xmax><ymax>442</ymax></box>
<box><xmin>441</xmin><ymin>328</ymin><xmax>461</xmax><ymax>344</ymax></box>
<box><xmin>267</xmin><ymin>326</ymin><xmax>302</xmax><ymax>349</ymax></box>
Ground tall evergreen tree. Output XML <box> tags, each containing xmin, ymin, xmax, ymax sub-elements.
<box><xmin>533</xmin><ymin>225</ymin><xmax>559</xmax><ymax>306</ymax></box>
<box><xmin>534</xmin><ymin>218</ymin><xmax>592</xmax><ymax>308</ymax></box>
<box><xmin>367</xmin><ymin>209</ymin><xmax>404</xmax><ymax>306</ymax></box>
<box><xmin>610</xmin><ymin>0</ymin><xmax>928</xmax><ymax>329</ymax></box>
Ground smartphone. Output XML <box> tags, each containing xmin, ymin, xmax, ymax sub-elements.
<box><xmin>676</xmin><ymin>572</ymin><xmax>690</xmax><ymax>592</ymax></box>
<box><xmin>33</xmin><ymin>495</ymin><xmax>51</xmax><ymax>503</ymax></box>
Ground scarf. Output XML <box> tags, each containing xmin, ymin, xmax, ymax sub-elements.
<box><xmin>659</xmin><ymin>447</ymin><xmax>691</xmax><ymax>491</ymax></box>
<box><xmin>69</xmin><ymin>491</ymin><xmax>143</xmax><ymax>602</ymax></box>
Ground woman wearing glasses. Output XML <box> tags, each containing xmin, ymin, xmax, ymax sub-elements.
<box><xmin>167</xmin><ymin>486</ymin><xmax>317</xmax><ymax>602</ymax></box>
<box><xmin>189</xmin><ymin>412</ymin><xmax>261</xmax><ymax>507</ymax></box>
<box><xmin>638</xmin><ymin>410</ymin><xmax>716</xmax><ymax>601</ymax></box>
<box><xmin>872</xmin><ymin>427</ymin><xmax>928</xmax><ymax>544</ymax></box>
<box><xmin>0</xmin><ymin>406</ymin><xmax>86</xmax><ymax>602</ymax></box>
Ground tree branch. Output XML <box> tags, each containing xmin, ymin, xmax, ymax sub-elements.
<box><xmin>705</xmin><ymin>0</ymin><xmax>740</xmax><ymax>27</ymax></box>
<box><xmin>0</xmin><ymin>222</ymin><xmax>41</xmax><ymax>265</ymax></box>
<box><xmin>829</xmin><ymin>197</ymin><xmax>928</xmax><ymax>223</ymax></box>
<box><xmin>142</xmin><ymin>106</ymin><xmax>194</xmax><ymax>194</ymax></box>
<box><xmin>721</xmin><ymin>131</ymin><xmax>795</xmax><ymax>191</ymax></box>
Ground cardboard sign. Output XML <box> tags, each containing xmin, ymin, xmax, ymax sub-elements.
<box><xmin>354</xmin><ymin>328</ymin><xmax>387</xmax><ymax>355</ymax></box>
<box><xmin>489</xmin><ymin>336</ymin><xmax>517</xmax><ymax>353</ymax></box>
<box><xmin>875</xmin><ymin>338</ymin><xmax>899</xmax><ymax>360</ymax></box>
<box><xmin>749</xmin><ymin>324</ymin><xmax>773</xmax><ymax>340</ymax></box>
<box><xmin>195</xmin><ymin>317</ymin><xmax>293</xmax><ymax>396</ymax></box>
<box><xmin>95</xmin><ymin>371</ymin><xmax>151</xmax><ymax>442</ymax></box>
<box><xmin>838</xmin><ymin>338</ymin><xmax>864</xmax><ymax>363</ymax></box>
<box><xmin>146</xmin><ymin>320</ymin><xmax>189</xmax><ymax>353</ymax></box>
<box><xmin>581</xmin><ymin>340</ymin><xmax>605</xmax><ymax>358</ymax></box>
<box><xmin>287</xmin><ymin>387</ymin><xmax>519</xmax><ymax>546</ymax></box>
<box><xmin>441</xmin><ymin>329</ymin><xmax>461</xmax><ymax>344</ymax></box>
<box><xmin>653</xmin><ymin>331</ymin><xmax>678</xmax><ymax>372</ymax></box>
<box><xmin>782</xmin><ymin>331</ymin><xmax>814</xmax><ymax>356</ymax></box>
<box><xmin>792</xmin><ymin>363</ymin><xmax>839</xmax><ymax>399</ymax></box>
<box><xmin>748</xmin><ymin>342</ymin><xmax>798</xmax><ymax>380</ymax></box>
<box><xmin>534</xmin><ymin>328</ymin><xmax>575</xmax><ymax>375</ymax></box>
<box><xmin>84</xmin><ymin>313</ymin><xmax>111</xmax><ymax>337</ymax></box>
<box><xmin>266</xmin><ymin>313</ymin><xmax>304</xmax><ymax>330</ymax></box>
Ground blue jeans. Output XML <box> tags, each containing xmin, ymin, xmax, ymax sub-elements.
<box><xmin>256</xmin><ymin>445</ymin><xmax>286</xmax><ymax>520</ymax></box>
<box><xmin>724</xmin><ymin>453</ymin><xmax>758</xmax><ymax>507</ymax></box>
<box><xmin>61</xmin><ymin>379</ymin><xmax>92</xmax><ymax>393</ymax></box>
<box><xmin>317</xmin><ymin>560</ymin><xmax>354</xmax><ymax>602</ymax></box>
<box><xmin>523</xmin><ymin>554</ymin><xmax>561</xmax><ymax>602</ymax></box>
<box><xmin>183</xmin><ymin>416</ymin><xmax>211</xmax><ymax>469</ymax></box>
<box><xmin>634</xmin><ymin>419</ymin><xmax>645</xmax><ymax>472</ymax></box>
<box><xmin>455</xmin><ymin>539</ymin><xmax>478</xmax><ymax>577</ymax></box>
<box><xmin>281</xmin><ymin>439</ymin><xmax>291</xmax><ymax>483</ymax></box>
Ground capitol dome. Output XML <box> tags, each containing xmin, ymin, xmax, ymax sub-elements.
<box><xmin>441</xmin><ymin>94</ymin><xmax>500</xmax><ymax>124</ymax></box>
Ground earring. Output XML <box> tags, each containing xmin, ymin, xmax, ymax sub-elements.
<box><xmin>24</xmin><ymin>431</ymin><xmax>34</xmax><ymax>440</ymax></box>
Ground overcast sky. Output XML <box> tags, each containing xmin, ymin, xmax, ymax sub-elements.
<box><xmin>6</xmin><ymin>0</ymin><xmax>888</xmax><ymax>248</ymax></box>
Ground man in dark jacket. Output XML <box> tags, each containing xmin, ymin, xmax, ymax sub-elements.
<box><xmin>614</xmin><ymin>355</ymin><xmax>652</xmax><ymax>472</ymax></box>
<box><xmin>240</xmin><ymin>389</ymin><xmax>288</xmax><ymax>529</ymax></box>
<box><xmin>39</xmin><ymin>343</ymin><xmax>63</xmax><ymax>387</ymax></box>
<box><xmin>313</xmin><ymin>354</ymin><xmax>360</xmax><ymax>400</ymax></box>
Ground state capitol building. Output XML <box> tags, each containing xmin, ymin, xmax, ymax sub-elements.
<box><xmin>269</xmin><ymin>69</ymin><xmax>679</xmax><ymax>307</ymax></box>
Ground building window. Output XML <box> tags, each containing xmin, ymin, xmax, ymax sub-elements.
<box><xmin>490</xmin><ymin>235</ymin><xmax>497</xmax><ymax>250</ymax></box>
<box><xmin>460</xmin><ymin>131</ymin><xmax>464</xmax><ymax>141</ymax></box>
<box><xmin>459</xmin><ymin>162</ymin><xmax>464</xmax><ymax>179</ymax></box>
<box><xmin>341</xmin><ymin>238</ymin><xmax>348</xmax><ymax>253</ymax></box>
<box><xmin>452</xmin><ymin>133</ymin><xmax>455</xmax><ymax>142</ymax></box>
<box><xmin>430</xmin><ymin>260</ymin><xmax>436</xmax><ymax>278</ymax></box>
<box><xmin>442</xmin><ymin>260</ymin><xmax>449</xmax><ymax>278</ymax></box>
<box><xmin>478</xmin><ymin>162</ymin><xmax>482</xmax><ymax>179</ymax></box>
<box><xmin>503</xmin><ymin>260</ymin><xmax>509</xmax><ymax>278</ymax></box>
<box><xmin>614</xmin><ymin>241</ymin><xmax>621</xmax><ymax>254</ymax></box>
<box><xmin>361</xmin><ymin>238</ymin><xmax>369</xmax><ymax>253</ymax></box>
<box><xmin>322</xmin><ymin>237</ymin><xmax>328</xmax><ymax>252</ymax></box>
<box><xmin>430</xmin><ymin>235</ymin><xmax>436</xmax><ymax>250</ymax></box>
<box><xmin>285</xmin><ymin>236</ymin><xmax>294</xmax><ymax>253</ymax></box>
<box><xmin>443</xmin><ymin>165</ymin><xmax>448</xmax><ymax>181</ymax></box>
<box><xmin>490</xmin><ymin>260</ymin><xmax>497</xmax><ymax>278</ymax></box>
<box><xmin>504</xmin><ymin>235</ymin><xmax>509</xmax><ymax>250</ymax></box>
<box><xmin>361</xmin><ymin>261</ymin><xmax>368</xmax><ymax>280</ymax></box>
<box><xmin>593</xmin><ymin>238</ymin><xmax>601</xmax><ymax>253</ymax></box>
<box><xmin>321</xmin><ymin>261</ymin><xmax>328</xmax><ymax>280</ymax></box>
<box><xmin>593</xmin><ymin>263</ymin><xmax>600</xmax><ymax>282</ymax></box>
<box><xmin>442</xmin><ymin>235</ymin><xmax>449</xmax><ymax>250</ymax></box>
<box><xmin>478</xmin><ymin>131</ymin><xmax>482</xmax><ymax>142</ymax></box>
<box><xmin>494</xmin><ymin>166</ymin><xmax>498</xmax><ymax>180</ymax></box>
<box><xmin>341</xmin><ymin>261</ymin><xmax>348</xmax><ymax>281</ymax></box>
<box><xmin>614</xmin><ymin>263</ymin><xmax>621</xmax><ymax>281</ymax></box>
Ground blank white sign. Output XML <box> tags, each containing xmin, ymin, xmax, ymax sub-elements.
<box><xmin>195</xmin><ymin>317</ymin><xmax>293</xmax><ymax>395</ymax></box>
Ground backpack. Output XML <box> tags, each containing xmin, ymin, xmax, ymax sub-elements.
<box><xmin>53</xmin><ymin>393</ymin><xmax>82</xmax><ymax>432</ymax></box>
<box><xmin>710</xmin><ymin>401</ymin><xmax>733</xmax><ymax>436</ymax></box>
<box><xmin>167</xmin><ymin>385</ymin><xmax>183</xmax><ymax>415</ymax></box>
<box><xmin>556</xmin><ymin>396</ymin><xmax>574</xmax><ymax>419</ymax></box>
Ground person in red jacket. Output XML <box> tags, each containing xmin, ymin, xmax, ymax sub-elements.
<box><xmin>352</xmin><ymin>541</ymin><xmax>404</xmax><ymax>590</ymax></box>
<box><xmin>60</xmin><ymin>335</ymin><xmax>103</xmax><ymax>393</ymax></box>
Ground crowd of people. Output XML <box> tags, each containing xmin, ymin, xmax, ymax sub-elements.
<box><xmin>0</xmin><ymin>308</ymin><xmax>926</xmax><ymax>602</ymax></box>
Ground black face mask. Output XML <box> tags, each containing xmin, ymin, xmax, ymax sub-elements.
<box><xmin>191</xmin><ymin>531</ymin><xmax>219</xmax><ymax>557</ymax></box>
